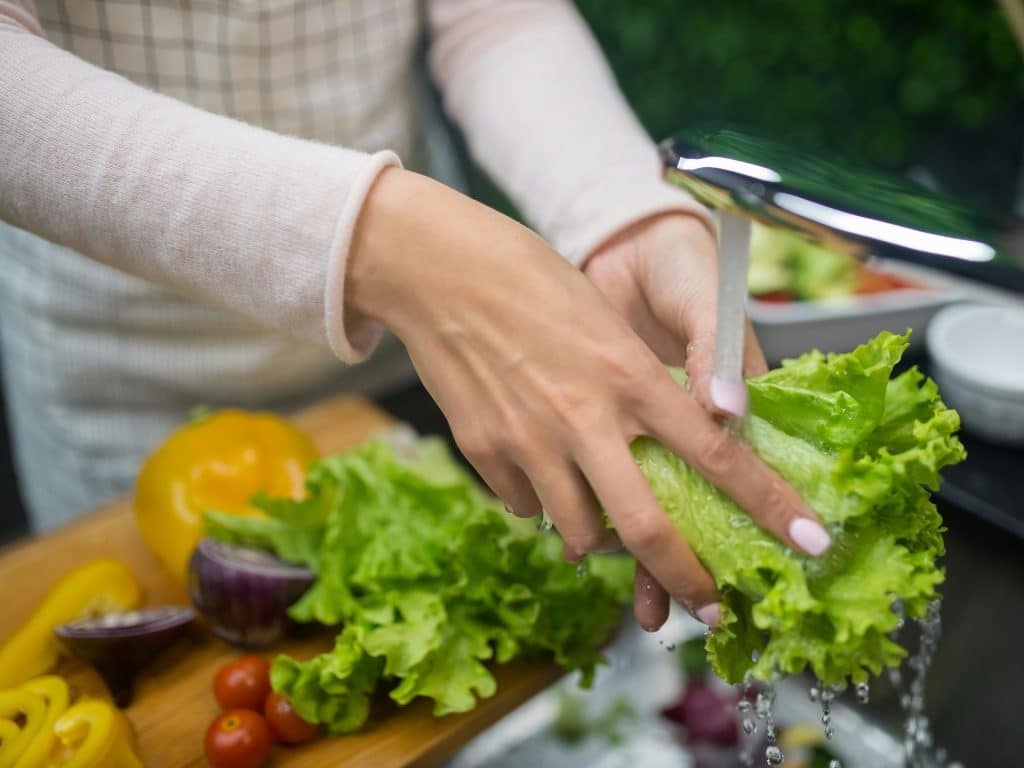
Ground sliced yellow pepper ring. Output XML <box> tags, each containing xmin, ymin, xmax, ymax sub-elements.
<box><xmin>0</xmin><ymin>690</ymin><xmax>46</xmax><ymax>768</ymax></box>
<box><xmin>12</xmin><ymin>676</ymin><xmax>69</xmax><ymax>768</ymax></box>
<box><xmin>52</xmin><ymin>699</ymin><xmax>141</xmax><ymax>768</ymax></box>
<box><xmin>0</xmin><ymin>560</ymin><xmax>141</xmax><ymax>689</ymax></box>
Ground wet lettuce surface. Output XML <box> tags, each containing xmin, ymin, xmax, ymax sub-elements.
<box><xmin>633</xmin><ymin>331</ymin><xmax>964</xmax><ymax>685</ymax></box>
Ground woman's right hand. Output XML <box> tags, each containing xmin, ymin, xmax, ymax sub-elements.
<box><xmin>346</xmin><ymin>168</ymin><xmax>827</xmax><ymax>629</ymax></box>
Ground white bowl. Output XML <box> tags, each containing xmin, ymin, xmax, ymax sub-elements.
<box><xmin>926</xmin><ymin>304</ymin><xmax>1024</xmax><ymax>446</ymax></box>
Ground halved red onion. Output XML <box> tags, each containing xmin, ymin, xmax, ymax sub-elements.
<box><xmin>188</xmin><ymin>538</ymin><xmax>316</xmax><ymax>649</ymax></box>
<box><xmin>55</xmin><ymin>606</ymin><xmax>196</xmax><ymax>706</ymax></box>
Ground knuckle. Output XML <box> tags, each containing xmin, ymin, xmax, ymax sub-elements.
<box><xmin>454</xmin><ymin>428</ymin><xmax>496</xmax><ymax>467</ymax></box>
<box><xmin>759</xmin><ymin>476</ymin><xmax>794</xmax><ymax>528</ymax></box>
<box><xmin>620</xmin><ymin>516</ymin><xmax>667</xmax><ymax>555</ymax></box>
<box><xmin>494</xmin><ymin>407</ymin><xmax>536</xmax><ymax>460</ymax></box>
<box><xmin>547</xmin><ymin>384</ymin><xmax>603</xmax><ymax>436</ymax></box>
<box><xmin>694</xmin><ymin>426</ymin><xmax>739</xmax><ymax>479</ymax></box>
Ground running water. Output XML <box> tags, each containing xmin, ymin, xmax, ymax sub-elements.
<box><xmin>737</xmin><ymin>682</ymin><xmax>785</xmax><ymax>766</ymax></box>
<box><xmin>890</xmin><ymin>600</ymin><xmax>962</xmax><ymax>767</ymax></box>
<box><xmin>756</xmin><ymin>683</ymin><xmax>783</xmax><ymax>766</ymax></box>
<box><xmin>575</xmin><ymin>559</ymin><xmax>588</xmax><ymax>579</ymax></box>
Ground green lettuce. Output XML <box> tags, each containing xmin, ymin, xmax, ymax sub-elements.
<box><xmin>205</xmin><ymin>437</ymin><xmax>633</xmax><ymax>734</ymax></box>
<box><xmin>632</xmin><ymin>330</ymin><xmax>964</xmax><ymax>685</ymax></box>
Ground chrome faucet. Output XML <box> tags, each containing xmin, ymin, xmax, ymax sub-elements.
<box><xmin>660</xmin><ymin>125</ymin><xmax>1024</xmax><ymax>294</ymax></box>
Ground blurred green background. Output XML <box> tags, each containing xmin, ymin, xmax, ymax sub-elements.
<box><xmin>464</xmin><ymin>0</ymin><xmax>1024</xmax><ymax>217</ymax></box>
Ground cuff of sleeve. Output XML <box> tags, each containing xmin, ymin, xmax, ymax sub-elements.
<box><xmin>324</xmin><ymin>150</ymin><xmax>403</xmax><ymax>364</ymax></box>
<box><xmin>547</xmin><ymin>169</ymin><xmax>715</xmax><ymax>269</ymax></box>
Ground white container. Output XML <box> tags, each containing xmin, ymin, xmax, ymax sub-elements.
<box><xmin>926</xmin><ymin>303</ymin><xmax>1024</xmax><ymax>446</ymax></box>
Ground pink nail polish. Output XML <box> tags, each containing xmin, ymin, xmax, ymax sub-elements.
<box><xmin>789</xmin><ymin>518</ymin><xmax>831</xmax><ymax>556</ymax></box>
<box><xmin>709</xmin><ymin>375</ymin><xmax>748</xmax><ymax>418</ymax></box>
<box><xmin>696</xmin><ymin>602</ymin><xmax>721</xmax><ymax>627</ymax></box>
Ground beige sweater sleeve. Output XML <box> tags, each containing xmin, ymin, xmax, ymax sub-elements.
<box><xmin>0</xmin><ymin>1</ymin><xmax>395</xmax><ymax>363</ymax></box>
<box><xmin>428</xmin><ymin>0</ymin><xmax>713</xmax><ymax>267</ymax></box>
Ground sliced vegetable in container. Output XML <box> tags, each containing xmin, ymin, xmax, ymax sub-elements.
<box><xmin>189</xmin><ymin>538</ymin><xmax>316</xmax><ymax>648</ymax></box>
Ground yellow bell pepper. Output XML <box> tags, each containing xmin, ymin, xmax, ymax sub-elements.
<box><xmin>0</xmin><ymin>688</ymin><xmax>46</xmax><ymax>768</ymax></box>
<box><xmin>51</xmin><ymin>699</ymin><xmax>141</xmax><ymax>768</ymax></box>
<box><xmin>12</xmin><ymin>677</ymin><xmax>69</xmax><ymax>768</ymax></box>
<box><xmin>135</xmin><ymin>409</ymin><xmax>318</xmax><ymax>583</ymax></box>
<box><xmin>0</xmin><ymin>676</ymin><xmax>140</xmax><ymax>768</ymax></box>
<box><xmin>0</xmin><ymin>561</ymin><xmax>141</xmax><ymax>689</ymax></box>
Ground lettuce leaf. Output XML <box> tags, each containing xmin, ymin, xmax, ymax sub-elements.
<box><xmin>632</xmin><ymin>331</ymin><xmax>964</xmax><ymax>685</ymax></box>
<box><xmin>207</xmin><ymin>437</ymin><xmax>633</xmax><ymax>734</ymax></box>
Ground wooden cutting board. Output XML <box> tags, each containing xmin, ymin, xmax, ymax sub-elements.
<box><xmin>0</xmin><ymin>396</ymin><xmax>564</xmax><ymax>767</ymax></box>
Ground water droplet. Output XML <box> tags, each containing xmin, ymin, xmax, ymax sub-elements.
<box><xmin>856</xmin><ymin>682</ymin><xmax>870</xmax><ymax>704</ymax></box>
<box><xmin>828</xmin><ymin>760</ymin><xmax>842</xmax><ymax>768</ymax></box>
<box><xmin>742</xmin><ymin>718</ymin><xmax>756</xmax><ymax>735</ymax></box>
<box><xmin>575</xmin><ymin>560</ymin><xmax>588</xmax><ymax>578</ymax></box>
<box><xmin>755</xmin><ymin>691</ymin><xmax>773</xmax><ymax>719</ymax></box>
<box><xmin>821</xmin><ymin>712</ymin><xmax>831</xmax><ymax>727</ymax></box>
<box><xmin>808</xmin><ymin>686</ymin><xmax>820</xmax><ymax>702</ymax></box>
<box><xmin>737</xmin><ymin>699</ymin><xmax>752</xmax><ymax>713</ymax></box>
<box><xmin>537</xmin><ymin>517</ymin><xmax>553</xmax><ymax>532</ymax></box>
<box><xmin>820</xmin><ymin>686</ymin><xmax>836</xmax><ymax>703</ymax></box>
<box><xmin>765</xmin><ymin>745</ymin><xmax>784</xmax><ymax>765</ymax></box>
<box><xmin>665</xmin><ymin>643</ymin><xmax>676</xmax><ymax>652</ymax></box>
<box><xmin>751</xmin><ymin>650</ymin><xmax>760</xmax><ymax>663</ymax></box>
<box><xmin>765</xmin><ymin>724</ymin><xmax>777</xmax><ymax>742</ymax></box>
<box><xmin>824</xmin><ymin>727</ymin><xmax>835</xmax><ymax>740</ymax></box>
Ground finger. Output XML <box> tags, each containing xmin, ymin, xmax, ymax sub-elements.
<box><xmin>743</xmin><ymin>317</ymin><xmax>769</xmax><ymax>376</ymax></box>
<box><xmin>454</xmin><ymin>433</ymin><xmax>543</xmax><ymax>518</ymax></box>
<box><xmin>576</xmin><ymin>439</ymin><xmax>720</xmax><ymax>620</ymax></box>
<box><xmin>633</xmin><ymin>564</ymin><xmax>671</xmax><ymax>631</ymax></box>
<box><xmin>682</xmin><ymin>316</ymin><xmax>767</xmax><ymax>421</ymax></box>
<box><xmin>641</xmin><ymin>375</ymin><xmax>831</xmax><ymax>558</ymax></box>
<box><xmin>525</xmin><ymin>459</ymin><xmax>619</xmax><ymax>560</ymax></box>
<box><xmin>488</xmin><ymin>463</ymin><xmax>543</xmax><ymax>519</ymax></box>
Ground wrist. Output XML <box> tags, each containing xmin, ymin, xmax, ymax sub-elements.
<box><xmin>346</xmin><ymin>168</ymin><xmax>550</xmax><ymax>340</ymax></box>
<box><xmin>584</xmin><ymin>211</ymin><xmax>715</xmax><ymax>277</ymax></box>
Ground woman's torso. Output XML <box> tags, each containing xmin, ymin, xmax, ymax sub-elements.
<box><xmin>0</xmin><ymin>0</ymin><xmax>436</xmax><ymax>528</ymax></box>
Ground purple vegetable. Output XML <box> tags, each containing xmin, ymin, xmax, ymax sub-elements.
<box><xmin>188</xmin><ymin>538</ymin><xmax>315</xmax><ymax>649</ymax></box>
<box><xmin>661</xmin><ymin>678</ymin><xmax>740</xmax><ymax>748</ymax></box>
<box><xmin>55</xmin><ymin>606</ymin><xmax>195</xmax><ymax>706</ymax></box>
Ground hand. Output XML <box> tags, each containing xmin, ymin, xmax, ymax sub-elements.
<box><xmin>347</xmin><ymin>170</ymin><xmax>829</xmax><ymax>630</ymax></box>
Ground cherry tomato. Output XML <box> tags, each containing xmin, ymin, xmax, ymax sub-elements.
<box><xmin>213</xmin><ymin>656</ymin><xmax>271</xmax><ymax>711</ymax></box>
<box><xmin>204</xmin><ymin>709</ymin><xmax>273</xmax><ymax>768</ymax></box>
<box><xmin>264</xmin><ymin>691</ymin><xmax>320</xmax><ymax>744</ymax></box>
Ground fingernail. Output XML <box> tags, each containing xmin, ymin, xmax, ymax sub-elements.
<box><xmin>696</xmin><ymin>602</ymin><xmax>722</xmax><ymax>628</ymax></box>
<box><xmin>789</xmin><ymin>517</ymin><xmax>831</xmax><ymax>556</ymax></box>
<box><xmin>709</xmin><ymin>375</ymin><xmax>748</xmax><ymax>418</ymax></box>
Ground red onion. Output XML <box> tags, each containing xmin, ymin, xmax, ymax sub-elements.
<box><xmin>55</xmin><ymin>606</ymin><xmax>195</xmax><ymax>706</ymax></box>
<box><xmin>188</xmin><ymin>538</ymin><xmax>316</xmax><ymax>649</ymax></box>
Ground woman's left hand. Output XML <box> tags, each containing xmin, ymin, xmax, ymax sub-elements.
<box><xmin>583</xmin><ymin>212</ymin><xmax>769</xmax><ymax>630</ymax></box>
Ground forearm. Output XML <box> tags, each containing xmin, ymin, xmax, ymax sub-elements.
<box><xmin>0</xmin><ymin>10</ymin><xmax>396</xmax><ymax>361</ymax></box>
<box><xmin>428</xmin><ymin>0</ymin><xmax>712</xmax><ymax>266</ymax></box>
